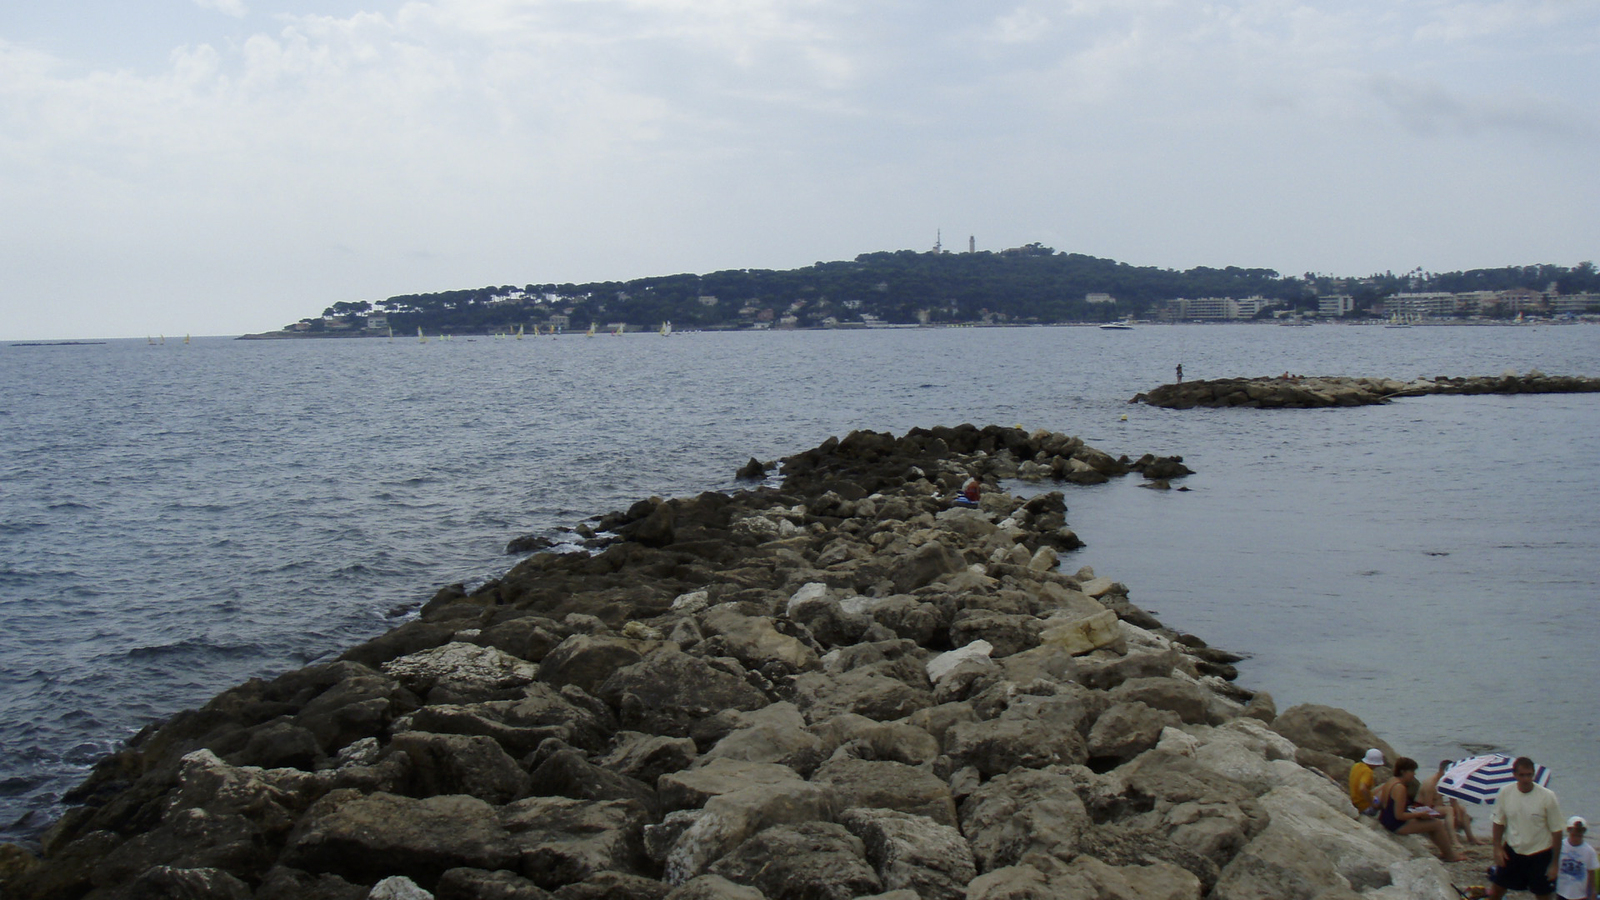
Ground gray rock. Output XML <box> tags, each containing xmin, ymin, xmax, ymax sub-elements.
<box><xmin>282</xmin><ymin>790</ymin><xmax>513</xmax><ymax>889</ymax></box>
<box><xmin>663</xmin><ymin>875</ymin><xmax>764</xmax><ymax>900</ymax></box>
<box><xmin>118</xmin><ymin>866</ymin><xmax>254</xmax><ymax>900</ymax></box>
<box><xmin>472</xmin><ymin>617</ymin><xmax>567</xmax><ymax>664</ymax></box>
<box><xmin>551</xmin><ymin>871</ymin><xmax>672</xmax><ymax>900</ymax></box>
<box><xmin>792</xmin><ymin>666</ymin><xmax>932</xmax><ymax>723</ymax></box>
<box><xmin>499</xmin><ymin>796</ymin><xmax>652</xmax><ymax>890</ymax></box>
<box><xmin>663</xmin><ymin>782</ymin><xmax>837</xmax><ymax>884</ymax></box>
<box><xmin>1109</xmin><ymin>677</ymin><xmax>1214</xmax><ymax>724</ymax></box>
<box><xmin>389</xmin><ymin>732</ymin><xmax>530</xmax><ymax>805</ymax></box>
<box><xmin>598</xmin><ymin>648</ymin><xmax>770</xmax><ymax>737</ymax></box>
<box><xmin>1087</xmin><ymin>701</ymin><xmax>1183</xmax><ymax>762</ymax></box>
<box><xmin>597</xmin><ymin>732</ymin><xmax>698</xmax><ymax>784</ymax></box>
<box><xmin>811</xmin><ymin>758</ymin><xmax>957</xmax><ymax>826</ymax></box>
<box><xmin>890</xmin><ymin>541</ymin><xmax>966</xmax><ymax>593</ymax></box>
<box><xmin>435</xmin><ymin>867</ymin><xmax>554</xmax><ymax>900</ymax></box>
<box><xmin>230</xmin><ymin>720</ymin><xmax>323</xmax><ymax>770</ymax></box>
<box><xmin>943</xmin><ymin>696</ymin><xmax>1090</xmax><ymax>776</ymax></box>
<box><xmin>698</xmin><ymin>703</ymin><xmax>824</xmax><ymax>773</ymax></box>
<box><xmin>383</xmin><ymin>643</ymin><xmax>540</xmax><ymax>703</ymax></box>
<box><xmin>527</xmin><ymin>748</ymin><xmax>658</xmax><ymax>815</ymax></box>
<box><xmin>657</xmin><ymin>758</ymin><xmax>805</xmax><ymax>812</ymax></box>
<box><xmin>837</xmin><ymin>808</ymin><xmax>975</xmax><ymax>900</ymax></box>
<box><xmin>700</xmin><ymin>606</ymin><xmax>819</xmax><ymax>674</ymax></box>
<box><xmin>538</xmin><ymin>635</ymin><xmax>649</xmax><ymax>697</ymax></box>
<box><xmin>255</xmin><ymin>866</ymin><xmax>366</xmax><ymax>900</ymax></box>
<box><xmin>1057</xmin><ymin>855</ymin><xmax>1203</xmax><ymax>900</ymax></box>
<box><xmin>708</xmin><ymin>822</ymin><xmax>882</xmax><ymax>900</ymax></box>
<box><xmin>1269</xmin><ymin>704</ymin><xmax>1395</xmax><ymax>763</ymax></box>
<box><xmin>369</xmin><ymin>876</ymin><xmax>435</xmax><ymax>900</ymax></box>
<box><xmin>959</xmin><ymin>769</ymin><xmax>1091</xmax><ymax>872</ymax></box>
<box><xmin>806</xmin><ymin>714</ymin><xmax>940</xmax><ymax>766</ymax></box>
<box><xmin>963</xmin><ymin>863</ymin><xmax>1057</xmax><ymax>900</ymax></box>
<box><xmin>1211</xmin><ymin>821</ymin><xmax>1348</xmax><ymax>900</ymax></box>
<box><xmin>948</xmin><ymin>611</ymin><xmax>1043</xmax><ymax>659</ymax></box>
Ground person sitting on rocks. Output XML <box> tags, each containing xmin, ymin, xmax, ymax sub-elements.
<box><xmin>953</xmin><ymin>475</ymin><xmax>981</xmax><ymax>508</ymax></box>
<box><xmin>1419</xmin><ymin>758</ymin><xmax>1479</xmax><ymax>845</ymax></box>
<box><xmin>1350</xmin><ymin>748</ymin><xmax>1385</xmax><ymax>815</ymax></box>
<box><xmin>1379</xmin><ymin>756</ymin><xmax>1467</xmax><ymax>862</ymax></box>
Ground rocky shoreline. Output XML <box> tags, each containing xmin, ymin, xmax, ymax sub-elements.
<box><xmin>1133</xmin><ymin>372</ymin><xmax>1600</xmax><ymax>408</ymax></box>
<box><xmin>1</xmin><ymin>425</ymin><xmax>1465</xmax><ymax>899</ymax></box>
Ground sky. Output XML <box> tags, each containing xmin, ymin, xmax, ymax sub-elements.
<box><xmin>1</xmin><ymin>0</ymin><xmax>1596</xmax><ymax>340</ymax></box>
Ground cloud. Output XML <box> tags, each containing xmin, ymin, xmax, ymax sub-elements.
<box><xmin>193</xmin><ymin>0</ymin><xmax>249</xmax><ymax>18</ymax></box>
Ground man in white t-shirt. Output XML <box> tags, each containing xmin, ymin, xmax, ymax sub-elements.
<box><xmin>1557</xmin><ymin>816</ymin><xmax>1598</xmax><ymax>900</ymax></box>
<box><xmin>1488</xmin><ymin>757</ymin><xmax>1565</xmax><ymax>900</ymax></box>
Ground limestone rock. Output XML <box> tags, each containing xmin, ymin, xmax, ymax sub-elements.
<box><xmin>370</xmin><ymin>875</ymin><xmax>435</xmax><ymax>900</ymax></box>
<box><xmin>435</xmin><ymin>866</ymin><xmax>554</xmax><ymax>900</ymax></box>
<box><xmin>837</xmin><ymin>807</ymin><xmax>975</xmax><ymax>900</ymax></box>
<box><xmin>1038</xmin><ymin>610</ymin><xmax>1123</xmax><ymax>656</ymax></box>
<box><xmin>707</xmin><ymin>821</ymin><xmax>881</xmax><ymax>900</ymax></box>
<box><xmin>597</xmin><ymin>648</ymin><xmax>769</xmax><ymax>737</ymax></box>
<box><xmin>499</xmin><ymin>796</ymin><xmax>652</xmax><ymax>890</ymax></box>
<box><xmin>959</xmin><ymin>768</ymin><xmax>1091</xmax><ymax>872</ymax></box>
<box><xmin>389</xmin><ymin>732</ymin><xmax>530</xmax><ymax>805</ymax></box>
<box><xmin>1269</xmin><ymin>704</ymin><xmax>1395</xmax><ymax>763</ymax></box>
<box><xmin>537</xmin><ymin>635</ymin><xmax>649</xmax><ymax>697</ymax></box>
<box><xmin>663</xmin><ymin>782</ymin><xmax>837</xmax><ymax>884</ymax></box>
<box><xmin>282</xmin><ymin>790</ymin><xmax>513</xmax><ymax>889</ymax></box>
<box><xmin>383</xmin><ymin>643</ymin><xmax>539</xmax><ymax>703</ymax></box>
<box><xmin>811</xmin><ymin>758</ymin><xmax>957</xmax><ymax>826</ymax></box>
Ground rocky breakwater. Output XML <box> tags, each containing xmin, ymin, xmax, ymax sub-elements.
<box><xmin>1135</xmin><ymin>372</ymin><xmax>1600</xmax><ymax>409</ymax></box>
<box><xmin>3</xmin><ymin>424</ymin><xmax>1458</xmax><ymax>900</ymax></box>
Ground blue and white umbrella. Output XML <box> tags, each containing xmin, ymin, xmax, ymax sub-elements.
<box><xmin>1437</xmin><ymin>753</ymin><xmax>1552</xmax><ymax>805</ymax></box>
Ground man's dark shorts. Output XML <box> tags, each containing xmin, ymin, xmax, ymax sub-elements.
<box><xmin>1490</xmin><ymin>847</ymin><xmax>1556</xmax><ymax>895</ymax></box>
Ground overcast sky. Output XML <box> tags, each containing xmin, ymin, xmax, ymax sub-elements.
<box><xmin>2</xmin><ymin>0</ymin><xmax>1596</xmax><ymax>339</ymax></box>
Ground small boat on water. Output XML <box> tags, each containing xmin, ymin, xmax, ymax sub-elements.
<box><xmin>660</xmin><ymin>321</ymin><xmax>673</xmax><ymax>336</ymax></box>
<box><xmin>1099</xmin><ymin>319</ymin><xmax>1135</xmax><ymax>330</ymax></box>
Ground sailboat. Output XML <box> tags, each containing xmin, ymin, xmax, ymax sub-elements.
<box><xmin>660</xmin><ymin>321</ymin><xmax>673</xmax><ymax>336</ymax></box>
<box><xmin>612</xmin><ymin>324</ymin><xmax>624</xmax><ymax>336</ymax></box>
<box><xmin>586</xmin><ymin>322</ymin><xmax>596</xmax><ymax>337</ymax></box>
<box><xmin>1384</xmin><ymin>312</ymin><xmax>1410</xmax><ymax>329</ymax></box>
<box><xmin>515</xmin><ymin>324</ymin><xmax>524</xmax><ymax>340</ymax></box>
<box><xmin>417</xmin><ymin>327</ymin><xmax>428</xmax><ymax>343</ymax></box>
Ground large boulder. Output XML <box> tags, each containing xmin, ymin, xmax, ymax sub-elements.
<box><xmin>527</xmin><ymin>749</ymin><xmax>659</xmax><ymax>816</ymax></box>
<box><xmin>792</xmin><ymin>666</ymin><xmax>933</xmax><ymax>723</ymax></box>
<box><xmin>281</xmin><ymin>790</ymin><xmax>514</xmax><ymax>889</ymax></box>
<box><xmin>383</xmin><ymin>643</ymin><xmax>539</xmax><ymax>703</ymax></box>
<box><xmin>700</xmin><ymin>606</ymin><xmax>819</xmax><ymax>674</ymax></box>
<box><xmin>658</xmin><ymin>758</ymin><xmax>805</xmax><ymax>812</ymax></box>
<box><xmin>944</xmin><ymin>695</ymin><xmax>1090</xmax><ymax>776</ymax></box>
<box><xmin>697</xmin><ymin>702</ymin><xmax>825</xmax><ymax>774</ymax></box>
<box><xmin>1269</xmin><ymin>704</ymin><xmax>1395</xmax><ymax>763</ymax></box>
<box><xmin>837</xmin><ymin>808</ymin><xmax>975</xmax><ymax>900</ymax></box>
<box><xmin>1087</xmin><ymin>701</ymin><xmax>1183</xmax><ymax>762</ymax></box>
<box><xmin>597</xmin><ymin>648</ymin><xmax>769</xmax><ymax>737</ymax></box>
<box><xmin>959</xmin><ymin>769</ymin><xmax>1091</xmax><ymax>872</ymax></box>
<box><xmin>707</xmin><ymin>822</ymin><xmax>882</xmax><ymax>900</ymax></box>
<box><xmin>810</xmin><ymin>758</ymin><xmax>958</xmax><ymax>826</ymax></box>
<box><xmin>499</xmin><ymin>796</ymin><xmax>653</xmax><ymax>890</ymax></box>
<box><xmin>538</xmin><ymin>635</ymin><xmax>650</xmax><ymax>697</ymax></box>
<box><xmin>663</xmin><ymin>782</ymin><xmax>837</xmax><ymax>884</ymax></box>
<box><xmin>389</xmin><ymin>732</ymin><xmax>530</xmax><ymax>805</ymax></box>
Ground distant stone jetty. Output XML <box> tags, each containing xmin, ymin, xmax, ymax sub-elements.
<box><xmin>1134</xmin><ymin>372</ymin><xmax>1600</xmax><ymax>409</ymax></box>
<box><xmin>2</xmin><ymin>425</ymin><xmax>1461</xmax><ymax>899</ymax></box>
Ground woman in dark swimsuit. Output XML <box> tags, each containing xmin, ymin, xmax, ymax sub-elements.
<box><xmin>1380</xmin><ymin>757</ymin><xmax>1466</xmax><ymax>861</ymax></box>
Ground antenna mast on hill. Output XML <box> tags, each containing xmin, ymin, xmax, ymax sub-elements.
<box><xmin>933</xmin><ymin>230</ymin><xmax>942</xmax><ymax>254</ymax></box>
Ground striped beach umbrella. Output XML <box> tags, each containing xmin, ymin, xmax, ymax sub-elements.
<box><xmin>1436</xmin><ymin>753</ymin><xmax>1552</xmax><ymax>805</ymax></box>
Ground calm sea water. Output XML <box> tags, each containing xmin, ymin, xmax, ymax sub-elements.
<box><xmin>1</xmin><ymin>324</ymin><xmax>1596</xmax><ymax>841</ymax></box>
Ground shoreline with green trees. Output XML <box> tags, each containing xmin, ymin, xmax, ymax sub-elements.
<box><xmin>244</xmin><ymin>245</ymin><xmax>1600</xmax><ymax>339</ymax></box>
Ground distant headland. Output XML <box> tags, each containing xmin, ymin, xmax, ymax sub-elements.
<box><xmin>240</xmin><ymin>245</ymin><xmax>1600</xmax><ymax>339</ymax></box>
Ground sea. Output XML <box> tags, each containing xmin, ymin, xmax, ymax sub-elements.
<box><xmin>2</xmin><ymin>323</ymin><xmax>1596</xmax><ymax>844</ymax></box>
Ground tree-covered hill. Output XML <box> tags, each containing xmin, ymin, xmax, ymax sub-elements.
<box><xmin>291</xmin><ymin>246</ymin><xmax>1600</xmax><ymax>334</ymax></box>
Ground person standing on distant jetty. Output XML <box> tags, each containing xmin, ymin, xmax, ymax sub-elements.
<box><xmin>1488</xmin><ymin>757</ymin><xmax>1565</xmax><ymax>899</ymax></box>
<box><xmin>1351</xmin><ymin>748</ymin><xmax>1385</xmax><ymax>814</ymax></box>
<box><xmin>1175</xmin><ymin>362</ymin><xmax>1183</xmax><ymax>383</ymax></box>
<box><xmin>1556</xmin><ymin>816</ymin><xmax>1597</xmax><ymax>900</ymax></box>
